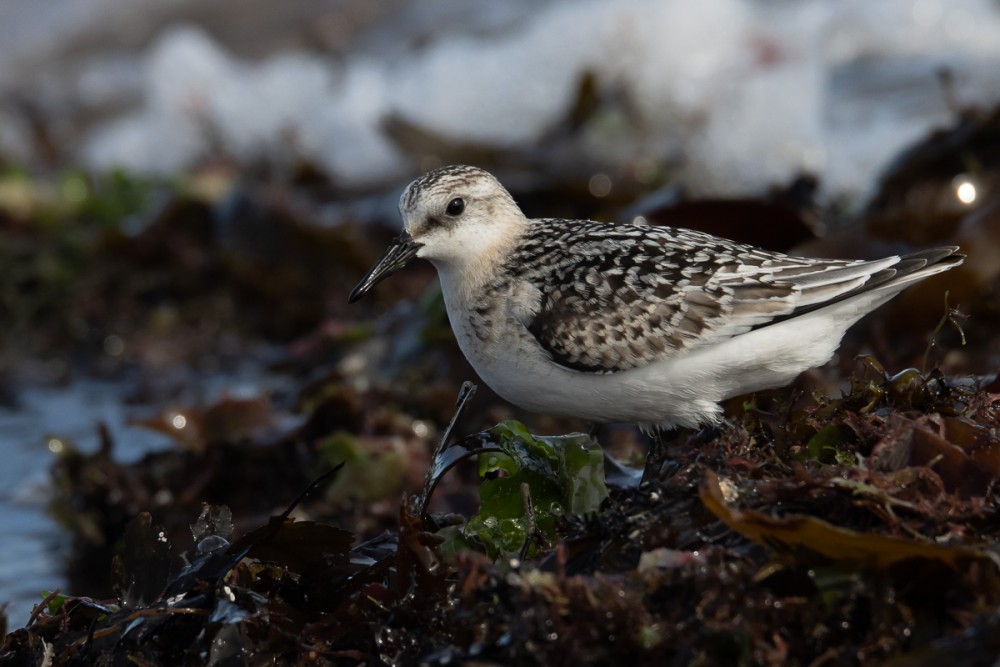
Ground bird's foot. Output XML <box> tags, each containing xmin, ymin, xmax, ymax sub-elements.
<box><xmin>640</xmin><ymin>427</ymin><xmax>675</xmax><ymax>485</ymax></box>
<box><xmin>686</xmin><ymin>424</ymin><xmax>722</xmax><ymax>447</ymax></box>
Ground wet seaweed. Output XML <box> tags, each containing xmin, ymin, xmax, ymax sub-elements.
<box><xmin>4</xmin><ymin>104</ymin><xmax>1000</xmax><ymax>665</ymax></box>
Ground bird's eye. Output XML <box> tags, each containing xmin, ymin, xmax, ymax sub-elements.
<box><xmin>446</xmin><ymin>197</ymin><xmax>465</xmax><ymax>216</ymax></box>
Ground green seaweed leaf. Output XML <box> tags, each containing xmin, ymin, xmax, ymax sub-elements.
<box><xmin>799</xmin><ymin>423</ymin><xmax>856</xmax><ymax>464</ymax></box>
<box><xmin>465</xmin><ymin>420</ymin><xmax>608</xmax><ymax>559</ymax></box>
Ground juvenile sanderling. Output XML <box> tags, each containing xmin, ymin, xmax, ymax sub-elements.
<box><xmin>350</xmin><ymin>165</ymin><xmax>963</xmax><ymax>438</ymax></box>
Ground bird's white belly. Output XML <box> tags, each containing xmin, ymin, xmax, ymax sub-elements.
<box><xmin>445</xmin><ymin>294</ymin><xmax>870</xmax><ymax>429</ymax></box>
<box><xmin>447</xmin><ymin>301</ymin><xmax>721</xmax><ymax>428</ymax></box>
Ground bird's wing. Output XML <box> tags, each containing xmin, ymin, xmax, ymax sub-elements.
<box><xmin>511</xmin><ymin>221</ymin><xmax>956</xmax><ymax>374</ymax></box>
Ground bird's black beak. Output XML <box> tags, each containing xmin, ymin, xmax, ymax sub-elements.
<box><xmin>348</xmin><ymin>233</ymin><xmax>424</xmax><ymax>303</ymax></box>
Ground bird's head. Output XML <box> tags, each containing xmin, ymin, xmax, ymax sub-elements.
<box><xmin>349</xmin><ymin>165</ymin><xmax>526</xmax><ymax>303</ymax></box>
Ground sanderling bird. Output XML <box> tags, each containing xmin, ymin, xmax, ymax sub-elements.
<box><xmin>349</xmin><ymin>165</ymin><xmax>963</xmax><ymax>463</ymax></box>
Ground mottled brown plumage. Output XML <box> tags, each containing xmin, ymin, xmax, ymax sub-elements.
<box><xmin>479</xmin><ymin>220</ymin><xmax>959</xmax><ymax>373</ymax></box>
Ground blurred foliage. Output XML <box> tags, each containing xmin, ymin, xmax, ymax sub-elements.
<box><xmin>0</xmin><ymin>169</ymin><xmax>167</xmax><ymax>356</ymax></box>
<box><xmin>0</xmin><ymin>165</ymin><xmax>393</xmax><ymax>373</ymax></box>
<box><xmin>0</xmin><ymin>167</ymin><xmax>162</xmax><ymax>228</ymax></box>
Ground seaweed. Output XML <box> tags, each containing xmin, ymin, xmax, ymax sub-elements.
<box><xmin>4</xmin><ymin>104</ymin><xmax>1000</xmax><ymax>664</ymax></box>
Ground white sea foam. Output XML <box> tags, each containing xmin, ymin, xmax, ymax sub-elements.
<box><xmin>76</xmin><ymin>0</ymin><xmax>1000</xmax><ymax>198</ymax></box>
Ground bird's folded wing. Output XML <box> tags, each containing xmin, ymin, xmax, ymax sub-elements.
<box><xmin>516</xmin><ymin>226</ymin><xmax>956</xmax><ymax>374</ymax></box>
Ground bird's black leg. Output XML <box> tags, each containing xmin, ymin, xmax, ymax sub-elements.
<box><xmin>652</xmin><ymin>423</ymin><xmax>726</xmax><ymax>484</ymax></box>
<box><xmin>641</xmin><ymin>426</ymin><xmax>668</xmax><ymax>485</ymax></box>
<box><xmin>689</xmin><ymin>423</ymin><xmax>721</xmax><ymax>446</ymax></box>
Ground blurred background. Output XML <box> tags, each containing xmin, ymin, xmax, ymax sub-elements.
<box><xmin>1</xmin><ymin>0</ymin><xmax>999</xmax><ymax>626</ymax></box>
<box><xmin>3</xmin><ymin>0</ymin><xmax>1000</xmax><ymax>195</ymax></box>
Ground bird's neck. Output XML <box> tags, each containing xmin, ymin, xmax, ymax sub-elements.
<box><xmin>434</xmin><ymin>221</ymin><xmax>527</xmax><ymax>303</ymax></box>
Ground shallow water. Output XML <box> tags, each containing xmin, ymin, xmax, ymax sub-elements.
<box><xmin>0</xmin><ymin>380</ymin><xmax>168</xmax><ymax>625</ymax></box>
<box><xmin>0</xmin><ymin>366</ymin><xmax>290</xmax><ymax>627</ymax></box>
